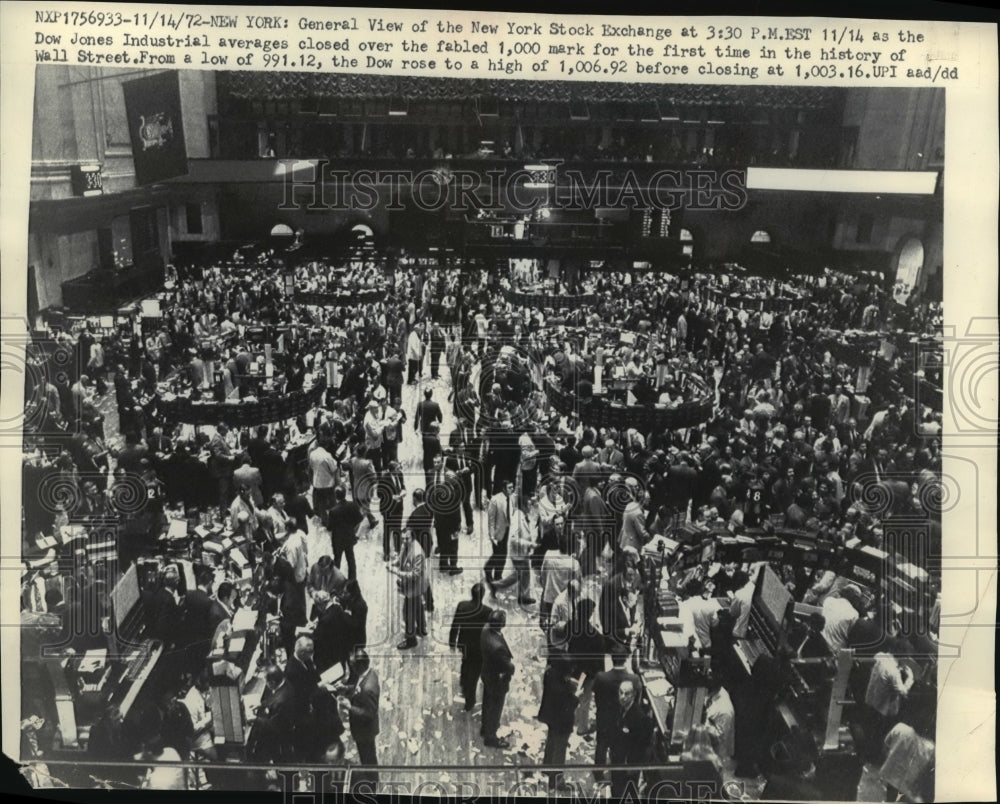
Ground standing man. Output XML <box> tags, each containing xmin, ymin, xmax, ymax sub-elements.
<box><xmin>347</xmin><ymin>445</ymin><xmax>377</xmax><ymax>526</ymax></box>
<box><xmin>381</xmin><ymin>350</ymin><xmax>405</xmax><ymax>403</ymax></box>
<box><xmin>404</xmin><ymin>488</ymin><xmax>436</xmax><ymax>617</ymax></box>
<box><xmin>309</xmin><ymin>438</ymin><xmax>339</xmax><ymax>530</ymax></box>
<box><xmin>593</xmin><ymin>651</ymin><xmax>641</xmax><ymax>782</ymax></box>
<box><xmin>379</xmin><ymin>396</ymin><xmax>403</xmax><ymax>470</ymax></box>
<box><xmin>283</xmin><ymin>635</ymin><xmax>324</xmax><ymax>761</ymax></box>
<box><xmin>537</xmin><ymin>656</ymin><xmax>580</xmax><ymax>792</ymax></box>
<box><xmin>362</xmin><ymin>400</ymin><xmax>385</xmax><ymax>475</ymax></box>
<box><xmin>389</xmin><ymin>526</ymin><xmax>428</xmax><ymax>649</ymax></box>
<box><xmin>608</xmin><ymin>678</ymin><xmax>654</xmax><ymax>798</ymax></box>
<box><xmin>208</xmin><ymin>423</ymin><xmax>236</xmax><ymax>513</ymax></box>
<box><xmin>448</xmin><ymin>583</ymin><xmax>493</xmax><ymax>711</ymax></box>
<box><xmin>508</xmin><ymin>494</ymin><xmax>537</xmax><ymax>605</ymax></box>
<box><xmin>415</xmin><ymin>387</ymin><xmax>443</xmax><ymax>434</ymax></box>
<box><xmin>479</xmin><ymin>610</ymin><xmax>514</xmax><ymax>749</ymax></box>
<box><xmin>428</xmin><ymin>453</ymin><xmax>463</xmax><ymax>575</ymax></box>
<box><xmin>449</xmin><ymin>420</ymin><xmax>478</xmax><ymax>532</ymax></box>
<box><xmin>429</xmin><ymin>321</ymin><xmax>446</xmax><ymax>380</ymax></box>
<box><xmin>518</xmin><ymin>426</ymin><xmax>540</xmax><ymax>499</ymax></box>
<box><xmin>336</xmin><ymin>649</ymin><xmax>380</xmax><ymax>792</ymax></box>
<box><xmin>328</xmin><ymin>486</ymin><xmax>363</xmax><ymax>581</ymax></box>
<box><xmin>379</xmin><ymin>460</ymin><xmax>406</xmax><ymax>560</ymax></box>
<box><xmin>485</xmin><ymin>480</ymin><xmax>514</xmax><ymax>594</ymax></box>
<box><xmin>406</xmin><ymin>322</ymin><xmax>425</xmax><ymax>384</ymax></box>
<box><xmin>233</xmin><ymin>453</ymin><xmax>265</xmax><ymax>508</ymax></box>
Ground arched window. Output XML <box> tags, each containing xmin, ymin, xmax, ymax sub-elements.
<box><xmin>750</xmin><ymin>229</ymin><xmax>772</xmax><ymax>244</ymax></box>
<box><xmin>680</xmin><ymin>228</ymin><xmax>694</xmax><ymax>257</ymax></box>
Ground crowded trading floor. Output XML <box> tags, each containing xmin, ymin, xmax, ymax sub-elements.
<box><xmin>20</xmin><ymin>246</ymin><xmax>941</xmax><ymax>800</ymax></box>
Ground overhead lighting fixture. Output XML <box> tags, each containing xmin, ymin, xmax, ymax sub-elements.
<box><xmin>746</xmin><ymin>167</ymin><xmax>939</xmax><ymax>194</ymax></box>
<box><xmin>660</xmin><ymin>102</ymin><xmax>679</xmax><ymax>121</ymax></box>
<box><xmin>389</xmin><ymin>96</ymin><xmax>409</xmax><ymax>116</ymax></box>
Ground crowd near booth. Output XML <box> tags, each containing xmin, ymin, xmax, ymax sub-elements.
<box><xmin>19</xmin><ymin>69</ymin><xmax>945</xmax><ymax>800</ymax></box>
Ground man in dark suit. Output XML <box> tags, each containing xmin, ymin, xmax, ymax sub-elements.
<box><xmin>311</xmin><ymin>590</ymin><xmax>348</xmax><ymax>672</ymax></box>
<box><xmin>428</xmin><ymin>322</ymin><xmax>446</xmax><ymax>379</ymax></box>
<box><xmin>247</xmin><ymin>425</ymin><xmax>271</xmax><ymax>468</ymax></box>
<box><xmin>559</xmin><ymin>436</ymin><xmax>582</xmax><ymax>476</ymax></box>
<box><xmin>182</xmin><ymin>567</ymin><xmax>217</xmax><ymax>671</ymax></box>
<box><xmin>609</xmin><ymin>677</ymin><xmax>654</xmax><ymax>798</ymax></box>
<box><xmin>251</xmin><ymin>664</ymin><xmax>296</xmax><ymax>764</ymax></box>
<box><xmin>838</xmin><ymin>417</ymin><xmax>862</xmax><ymax>454</ymax></box>
<box><xmin>258</xmin><ymin>442</ymin><xmax>288</xmax><ymax>506</ymax></box>
<box><xmin>208</xmin><ymin>423</ymin><xmax>235</xmax><ymax>512</ymax></box>
<box><xmin>593</xmin><ymin>651</ymin><xmax>641</xmax><ymax>780</ymax></box>
<box><xmin>149</xmin><ymin>565</ymin><xmax>182</xmax><ymax>650</ymax></box>
<box><xmin>415</xmin><ymin>387</ymin><xmax>443</xmax><ymax>434</ymax></box>
<box><xmin>448</xmin><ymin>583</ymin><xmax>493</xmax><ymax>711</ymax></box>
<box><xmin>480</xmin><ymin>609</ymin><xmax>515</xmax><ymax>749</ymax></box>
<box><xmin>382</xmin><ymin>353</ymin><xmax>405</xmax><ymax>403</ymax></box>
<box><xmin>328</xmin><ymin>486</ymin><xmax>363</xmax><ymax>580</ymax></box>
<box><xmin>666</xmin><ymin>454</ymin><xmax>699</xmax><ymax>519</ymax></box>
<box><xmin>448</xmin><ymin>423</ymin><xmax>478</xmax><ymax>531</ymax></box>
<box><xmin>389</xmin><ymin>527</ymin><xmax>428</xmax><ymax>649</ymax></box>
<box><xmin>537</xmin><ymin>655</ymin><xmax>580</xmax><ymax>792</ymax></box>
<box><xmin>378</xmin><ymin>460</ymin><xmax>406</xmax><ymax>559</ymax></box>
<box><xmin>428</xmin><ymin>453</ymin><xmax>463</xmax><ymax>575</ymax></box>
<box><xmin>337</xmin><ymin>649</ymin><xmax>380</xmax><ymax>791</ymax></box>
<box><xmin>404</xmin><ymin>488</ymin><xmax>435</xmax><ymax>617</ymax></box>
<box><xmin>285</xmin><ymin>635</ymin><xmax>338</xmax><ymax>761</ymax></box>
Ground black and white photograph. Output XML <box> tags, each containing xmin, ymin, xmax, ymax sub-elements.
<box><xmin>0</xmin><ymin>9</ymin><xmax>995</xmax><ymax>802</ymax></box>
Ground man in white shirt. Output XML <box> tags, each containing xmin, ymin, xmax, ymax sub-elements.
<box><xmin>508</xmin><ymin>502</ymin><xmax>537</xmax><ymax>605</ymax></box>
<box><xmin>474</xmin><ymin>311</ymin><xmax>489</xmax><ymax>355</ymax></box>
<box><xmin>704</xmin><ymin>677</ymin><xmax>736</xmax><ymax>765</ymax></box>
<box><xmin>362</xmin><ymin>399</ymin><xmax>385</xmax><ymax>474</ymax></box>
<box><xmin>822</xmin><ymin>585</ymin><xmax>864</xmax><ymax>653</ymax></box>
<box><xmin>280</xmin><ymin>521</ymin><xmax>310</xmax><ymax>586</ymax></box>
<box><xmin>678</xmin><ymin>578</ymin><xmax>721</xmax><ymax>650</ymax></box>
<box><xmin>309</xmin><ymin>440</ymin><xmax>339</xmax><ymax>529</ymax></box>
<box><xmin>229</xmin><ymin>486</ymin><xmax>259</xmax><ymax>541</ymax></box>
<box><xmin>518</xmin><ymin>428</ymin><xmax>540</xmax><ymax>498</ymax></box>
<box><xmin>406</xmin><ymin>323</ymin><xmax>425</xmax><ymax>384</ymax></box>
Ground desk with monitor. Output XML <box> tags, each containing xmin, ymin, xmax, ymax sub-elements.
<box><xmin>41</xmin><ymin>563</ymin><xmax>163</xmax><ymax>750</ymax></box>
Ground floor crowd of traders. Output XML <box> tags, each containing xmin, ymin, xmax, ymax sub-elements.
<box><xmin>21</xmin><ymin>252</ymin><xmax>939</xmax><ymax>800</ymax></box>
